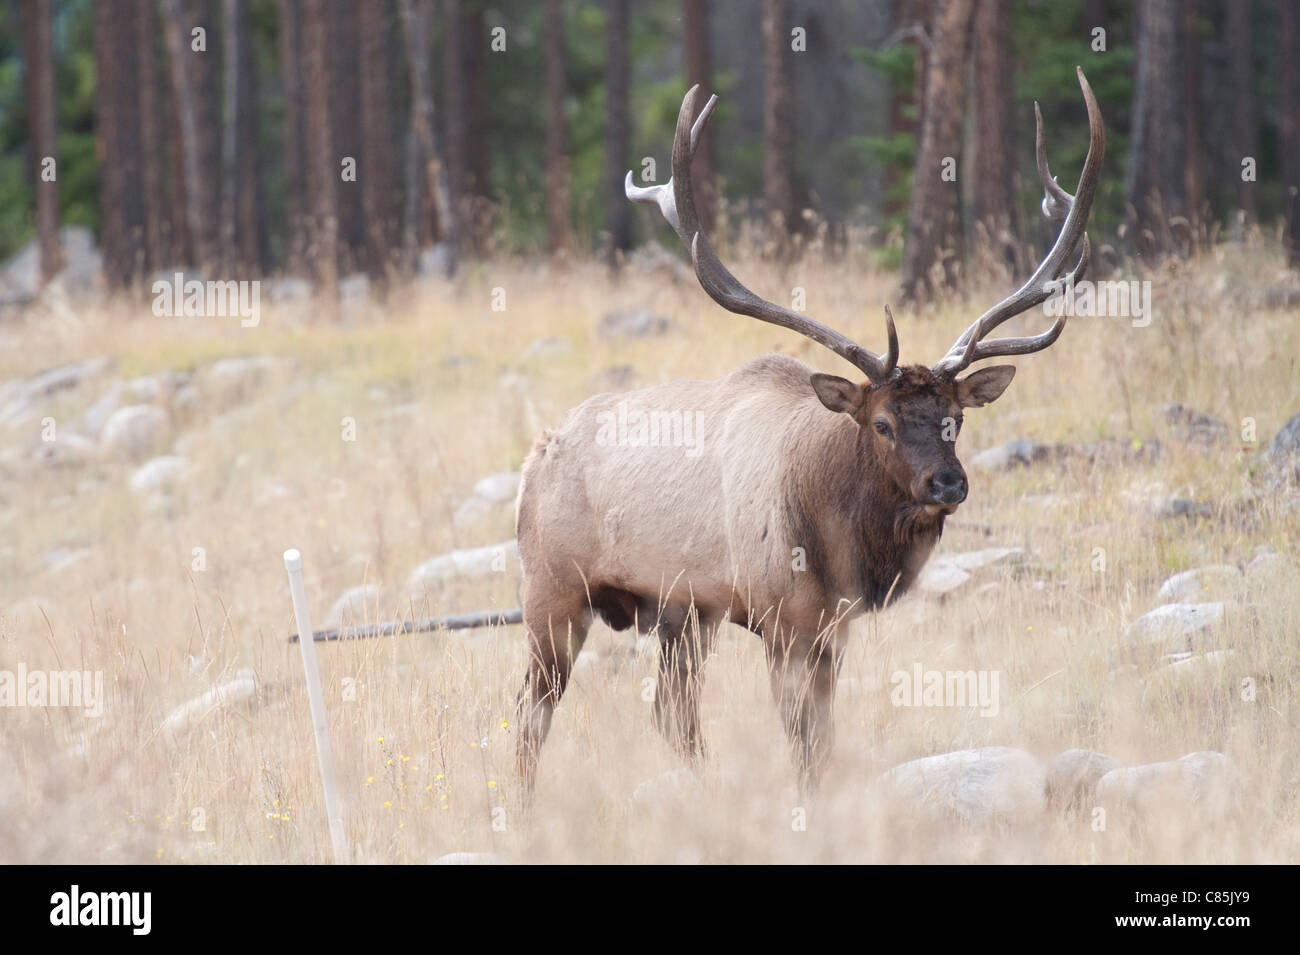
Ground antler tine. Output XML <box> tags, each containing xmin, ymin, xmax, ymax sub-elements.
<box><xmin>934</xmin><ymin>66</ymin><xmax>1105</xmax><ymax>378</ymax></box>
<box><xmin>628</xmin><ymin>87</ymin><xmax>898</xmax><ymax>384</ymax></box>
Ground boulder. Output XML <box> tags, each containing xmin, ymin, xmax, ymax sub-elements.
<box><xmin>1046</xmin><ymin>748</ymin><xmax>1122</xmax><ymax>811</ymax></box>
<box><xmin>1096</xmin><ymin>751</ymin><xmax>1242</xmax><ymax>819</ymax></box>
<box><xmin>128</xmin><ymin>455</ymin><xmax>189</xmax><ymax>495</ymax></box>
<box><xmin>871</xmin><ymin>747</ymin><xmax>1047</xmax><ymax>823</ymax></box>
<box><xmin>598</xmin><ymin>308</ymin><xmax>673</xmax><ymax>339</ymax></box>
<box><xmin>1155</xmin><ymin>565</ymin><xmax>1242</xmax><ymax>604</ymax></box>
<box><xmin>101</xmin><ymin>405</ymin><xmax>169</xmax><ymax>460</ymax></box>
<box><xmin>408</xmin><ymin>540</ymin><xmax>520</xmax><ymax>592</ymax></box>
<box><xmin>1123</xmin><ymin>602</ymin><xmax>1225</xmax><ymax>653</ymax></box>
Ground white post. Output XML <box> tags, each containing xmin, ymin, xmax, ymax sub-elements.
<box><xmin>283</xmin><ymin>548</ymin><xmax>350</xmax><ymax>863</ymax></box>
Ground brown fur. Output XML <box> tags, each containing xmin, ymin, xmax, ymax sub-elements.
<box><xmin>513</xmin><ymin>353</ymin><xmax>1011</xmax><ymax>793</ymax></box>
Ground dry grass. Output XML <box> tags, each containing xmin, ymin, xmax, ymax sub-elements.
<box><xmin>1</xmin><ymin>243</ymin><xmax>1297</xmax><ymax>864</ymax></box>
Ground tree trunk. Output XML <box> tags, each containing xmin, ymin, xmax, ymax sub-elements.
<box><xmin>683</xmin><ymin>0</ymin><xmax>716</xmax><ymax>234</ymax></box>
<box><xmin>545</xmin><ymin>0</ymin><xmax>572</xmax><ymax>253</ymax></box>
<box><xmin>221</xmin><ymin>0</ymin><xmax>240</xmax><ymax>271</ymax></box>
<box><xmin>19</xmin><ymin>0</ymin><xmax>61</xmax><ymax>284</ymax></box>
<box><xmin>900</xmin><ymin>0</ymin><xmax>974</xmax><ymax>302</ymax></box>
<box><xmin>1180</xmin><ymin>0</ymin><xmax>1204</xmax><ymax>219</ymax></box>
<box><xmin>463</xmin><ymin>5</ymin><xmax>491</xmax><ymax>251</ymax></box>
<box><xmin>360</xmin><ymin>0</ymin><xmax>396</xmax><ymax>286</ymax></box>
<box><xmin>761</xmin><ymin>0</ymin><xmax>793</xmax><ymax>245</ymax></box>
<box><xmin>134</xmin><ymin>1</ymin><xmax>168</xmax><ymax>271</ymax></box>
<box><xmin>1225</xmin><ymin>0</ymin><xmax>1257</xmax><ymax>224</ymax></box>
<box><xmin>95</xmin><ymin>0</ymin><xmax>146</xmax><ymax>289</ymax></box>
<box><xmin>234</xmin><ymin>0</ymin><xmax>266</xmax><ymax>273</ymax></box>
<box><xmin>399</xmin><ymin>0</ymin><xmax>456</xmax><ymax>273</ymax></box>
<box><xmin>1282</xmin><ymin>0</ymin><xmax>1300</xmax><ymax>267</ymax></box>
<box><xmin>279</xmin><ymin>0</ymin><xmax>309</xmax><ymax>272</ymax></box>
<box><xmin>604</xmin><ymin>0</ymin><xmax>631</xmax><ymax>265</ymax></box>
<box><xmin>441</xmin><ymin>0</ymin><xmax>466</xmax><ymax>251</ymax></box>
<box><xmin>330</xmin><ymin>0</ymin><xmax>364</xmax><ymax>271</ymax></box>
<box><xmin>162</xmin><ymin>0</ymin><xmax>220</xmax><ymax>273</ymax></box>
<box><xmin>884</xmin><ymin>0</ymin><xmax>930</xmax><ymax>223</ymax></box>
<box><xmin>1126</xmin><ymin>0</ymin><xmax>1185</xmax><ymax>250</ymax></box>
<box><xmin>971</xmin><ymin>0</ymin><xmax>1016</xmax><ymax>266</ymax></box>
<box><xmin>302</xmin><ymin>0</ymin><xmax>339</xmax><ymax>299</ymax></box>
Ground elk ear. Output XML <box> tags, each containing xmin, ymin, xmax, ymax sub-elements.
<box><xmin>955</xmin><ymin>365</ymin><xmax>1016</xmax><ymax>408</ymax></box>
<box><xmin>810</xmin><ymin>374</ymin><xmax>865</xmax><ymax>415</ymax></box>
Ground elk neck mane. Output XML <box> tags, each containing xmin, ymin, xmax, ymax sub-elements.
<box><xmin>780</xmin><ymin>364</ymin><xmax>946</xmax><ymax>611</ymax></box>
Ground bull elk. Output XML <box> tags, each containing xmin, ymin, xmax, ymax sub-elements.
<box><xmin>514</xmin><ymin>68</ymin><xmax>1104</xmax><ymax>792</ymax></box>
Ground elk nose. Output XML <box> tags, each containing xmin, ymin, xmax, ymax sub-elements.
<box><xmin>929</xmin><ymin>467</ymin><xmax>968</xmax><ymax>505</ymax></box>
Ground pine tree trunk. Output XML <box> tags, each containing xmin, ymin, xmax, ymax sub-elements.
<box><xmin>95</xmin><ymin>0</ymin><xmax>147</xmax><ymax>289</ymax></box>
<box><xmin>972</xmin><ymin>0</ymin><xmax>1016</xmax><ymax>268</ymax></box>
<box><xmin>1281</xmin><ymin>0</ymin><xmax>1300</xmax><ymax>267</ymax></box>
<box><xmin>604</xmin><ymin>0</ymin><xmax>631</xmax><ymax>264</ymax></box>
<box><xmin>303</xmin><ymin>0</ymin><xmax>339</xmax><ymax>299</ymax></box>
<box><xmin>1126</xmin><ymin>0</ymin><xmax>1185</xmax><ymax>251</ymax></box>
<box><xmin>19</xmin><ymin>0</ymin><xmax>61</xmax><ymax>283</ymax></box>
<box><xmin>134</xmin><ymin>1</ymin><xmax>167</xmax><ymax>272</ymax></box>
<box><xmin>545</xmin><ymin>0</ymin><xmax>572</xmax><ymax>253</ymax></box>
<box><xmin>361</xmin><ymin>0</ymin><xmax>396</xmax><ymax>285</ymax></box>
<box><xmin>279</xmin><ymin>0</ymin><xmax>309</xmax><ymax>272</ymax></box>
<box><xmin>1225</xmin><ymin>0</ymin><xmax>1257</xmax><ymax>223</ymax></box>
<box><xmin>761</xmin><ymin>0</ymin><xmax>793</xmax><ymax>246</ymax></box>
<box><xmin>683</xmin><ymin>0</ymin><xmax>716</xmax><ymax>234</ymax></box>
<box><xmin>441</xmin><ymin>0</ymin><xmax>466</xmax><ymax>252</ymax></box>
<box><xmin>901</xmin><ymin>0</ymin><xmax>974</xmax><ymax>302</ymax></box>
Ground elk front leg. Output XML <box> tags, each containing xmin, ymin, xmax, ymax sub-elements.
<box><xmin>763</xmin><ymin>624</ymin><xmax>842</xmax><ymax>794</ymax></box>
<box><xmin>515</xmin><ymin>585</ymin><xmax>591</xmax><ymax>794</ymax></box>
<box><xmin>651</xmin><ymin>606</ymin><xmax>714</xmax><ymax>761</ymax></box>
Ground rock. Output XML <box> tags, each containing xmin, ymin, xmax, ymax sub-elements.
<box><xmin>1244</xmin><ymin>552</ymin><xmax>1299</xmax><ymax>600</ymax></box>
<box><xmin>915</xmin><ymin>560</ymin><xmax>971</xmax><ymax>595</ymax></box>
<box><xmin>520</xmin><ymin>337</ymin><xmax>570</xmax><ymax>361</ymax></box>
<box><xmin>598</xmin><ymin>308</ymin><xmax>673</xmax><ymax>339</ymax></box>
<box><xmin>472</xmin><ymin>471</ymin><xmax>521</xmax><ymax>503</ymax></box>
<box><xmin>1155</xmin><ymin>565</ymin><xmax>1242</xmax><ymax>604</ymax></box>
<box><xmin>159</xmin><ymin>669</ymin><xmax>259</xmax><ymax>743</ymax></box>
<box><xmin>1123</xmin><ymin>602</ymin><xmax>1225</xmax><ymax>652</ymax></box>
<box><xmin>34</xmin><ymin>433</ymin><xmax>98</xmax><ymax>469</ymax></box>
<box><xmin>631</xmin><ymin>768</ymin><xmax>702</xmax><ymax>809</ymax></box>
<box><xmin>949</xmin><ymin>547</ymin><xmax>1025</xmax><ymax>571</ymax></box>
<box><xmin>408</xmin><ymin>540</ymin><xmax>520</xmax><ymax>592</ymax></box>
<box><xmin>339</xmin><ymin>273</ymin><xmax>370</xmax><ymax>319</ymax></box>
<box><xmin>1</xmin><ymin>226</ymin><xmax>101</xmax><ymax>298</ymax></box>
<box><xmin>1153</xmin><ymin>498</ymin><xmax>1211</xmax><ymax>520</ymax></box>
<box><xmin>1096</xmin><ymin>751</ymin><xmax>1242</xmax><ymax>819</ymax></box>
<box><xmin>82</xmin><ymin>383</ymin><xmax>125</xmax><ymax>436</ymax></box>
<box><xmin>1265</xmin><ymin>411</ymin><xmax>1300</xmax><ymax>478</ymax></box>
<box><xmin>418</xmin><ymin>243</ymin><xmax>455</xmax><ymax>278</ymax></box>
<box><xmin>42</xmin><ymin>544</ymin><xmax>93</xmax><ymax>573</ymax></box>
<box><xmin>1158</xmin><ymin>403</ymin><xmax>1230</xmax><ymax>448</ymax></box>
<box><xmin>871</xmin><ymin>747</ymin><xmax>1047</xmax><ymax>823</ymax></box>
<box><xmin>0</xmin><ymin>357</ymin><xmax>114</xmax><ymax>429</ymax></box>
<box><xmin>266</xmin><ymin>277</ymin><xmax>313</xmax><ymax>302</ymax></box>
<box><xmin>1143</xmin><ymin>650</ymin><xmax>1236</xmax><ymax>699</ymax></box>
<box><xmin>207</xmin><ymin>356</ymin><xmax>286</xmax><ymax>406</ymax></box>
<box><xmin>100</xmin><ymin>405</ymin><xmax>169</xmax><ymax>460</ymax></box>
<box><xmin>453</xmin><ymin>497</ymin><xmax>495</xmax><ymax>528</ymax></box>
<box><xmin>433</xmin><ymin>852</ymin><xmax>505</xmax><ymax>865</ymax></box>
<box><xmin>325</xmin><ymin>585</ymin><xmax>380</xmax><ymax>628</ymax></box>
<box><xmin>1047</xmin><ymin>749</ymin><xmax>1122</xmax><ymax>811</ymax></box>
<box><xmin>916</xmin><ymin>547</ymin><xmax>1023</xmax><ymax>596</ymax></box>
<box><xmin>970</xmin><ymin>439</ymin><xmax>1050</xmax><ymax>471</ymax></box>
<box><xmin>128</xmin><ymin>455</ymin><xmax>189</xmax><ymax>495</ymax></box>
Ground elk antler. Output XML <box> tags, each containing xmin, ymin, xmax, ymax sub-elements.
<box><xmin>626</xmin><ymin>86</ymin><xmax>899</xmax><ymax>385</ymax></box>
<box><xmin>931</xmin><ymin>66</ymin><xmax>1105</xmax><ymax>379</ymax></box>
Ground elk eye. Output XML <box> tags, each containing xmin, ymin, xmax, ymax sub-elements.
<box><xmin>874</xmin><ymin>419</ymin><xmax>894</xmax><ymax>438</ymax></box>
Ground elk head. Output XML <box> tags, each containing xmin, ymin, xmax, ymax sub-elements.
<box><xmin>626</xmin><ymin>68</ymin><xmax>1105</xmax><ymax>514</ymax></box>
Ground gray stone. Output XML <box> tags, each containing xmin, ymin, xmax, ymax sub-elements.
<box><xmin>101</xmin><ymin>405</ymin><xmax>170</xmax><ymax>460</ymax></box>
<box><xmin>207</xmin><ymin>356</ymin><xmax>287</xmax><ymax>405</ymax></box>
<box><xmin>266</xmin><ymin>277</ymin><xmax>313</xmax><ymax>302</ymax></box>
<box><xmin>1153</xmin><ymin>498</ymin><xmax>1212</xmax><ymax>520</ymax></box>
<box><xmin>1123</xmin><ymin>602</ymin><xmax>1225</xmax><ymax>652</ymax></box>
<box><xmin>970</xmin><ymin>439</ymin><xmax>1050</xmax><ymax>471</ymax></box>
<box><xmin>1158</xmin><ymin>403</ymin><xmax>1231</xmax><ymax>448</ymax></box>
<box><xmin>408</xmin><ymin>540</ymin><xmax>520</xmax><ymax>592</ymax></box>
<box><xmin>1096</xmin><ymin>751</ymin><xmax>1242</xmax><ymax>819</ymax></box>
<box><xmin>34</xmin><ymin>433</ymin><xmax>98</xmax><ymax>469</ymax></box>
<box><xmin>598</xmin><ymin>308</ymin><xmax>673</xmax><ymax>339</ymax></box>
<box><xmin>1265</xmin><ymin>411</ymin><xmax>1300</xmax><ymax>477</ymax></box>
<box><xmin>472</xmin><ymin>471</ymin><xmax>521</xmax><ymax>503</ymax></box>
<box><xmin>871</xmin><ymin>747</ymin><xmax>1047</xmax><ymax>823</ymax></box>
<box><xmin>1155</xmin><ymin>565</ymin><xmax>1242</xmax><ymax>604</ymax></box>
<box><xmin>1047</xmin><ymin>749</ymin><xmax>1122</xmax><ymax>810</ymax></box>
<box><xmin>1245</xmin><ymin>552</ymin><xmax>1299</xmax><ymax>599</ymax></box>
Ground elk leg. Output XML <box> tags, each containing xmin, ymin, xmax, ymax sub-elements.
<box><xmin>652</xmin><ymin>606</ymin><xmax>713</xmax><ymax>761</ymax></box>
<box><xmin>515</xmin><ymin>588</ymin><xmax>591</xmax><ymax>793</ymax></box>
<box><xmin>763</xmin><ymin>627</ymin><xmax>841</xmax><ymax>794</ymax></box>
